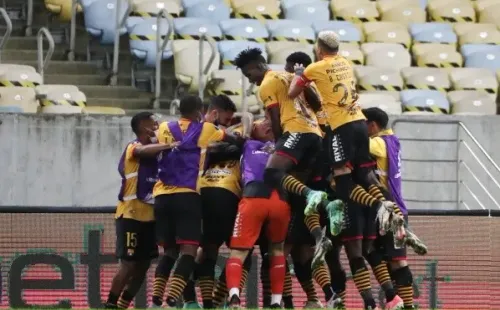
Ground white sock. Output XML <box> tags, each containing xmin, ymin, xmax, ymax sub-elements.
<box><xmin>229</xmin><ymin>288</ymin><xmax>240</xmax><ymax>299</ymax></box>
<box><xmin>271</xmin><ymin>294</ymin><xmax>282</xmax><ymax>305</ymax></box>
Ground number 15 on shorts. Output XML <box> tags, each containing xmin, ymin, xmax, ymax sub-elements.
<box><xmin>126</xmin><ymin>232</ymin><xmax>137</xmax><ymax>256</ymax></box>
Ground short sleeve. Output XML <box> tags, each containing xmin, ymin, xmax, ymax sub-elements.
<box><xmin>369</xmin><ymin>137</ymin><xmax>387</xmax><ymax>158</ymax></box>
<box><xmin>259</xmin><ymin>79</ymin><xmax>279</xmax><ymax>109</ymax></box>
<box><xmin>200</xmin><ymin>122</ymin><xmax>225</xmax><ymax>147</ymax></box>
<box><xmin>157</xmin><ymin>122</ymin><xmax>168</xmax><ymax>144</ymax></box>
<box><xmin>125</xmin><ymin>142</ymin><xmax>139</xmax><ymax>160</ymax></box>
<box><xmin>302</xmin><ymin>62</ymin><xmax>320</xmax><ymax>83</ymax></box>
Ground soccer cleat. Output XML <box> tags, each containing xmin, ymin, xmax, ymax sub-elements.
<box><xmin>228</xmin><ymin>295</ymin><xmax>241</xmax><ymax>309</ymax></box>
<box><xmin>311</xmin><ymin>236</ymin><xmax>333</xmax><ymax>268</ymax></box>
<box><xmin>303</xmin><ymin>300</ymin><xmax>323</xmax><ymax>308</ymax></box>
<box><xmin>103</xmin><ymin>302</ymin><xmax>118</xmax><ymax>309</ymax></box>
<box><xmin>183</xmin><ymin>302</ymin><xmax>202</xmax><ymax>309</ymax></box>
<box><xmin>405</xmin><ymin>229</ymin><xmax>428</xmax><ymax>255</ymax></box>
<box><xmin>325</xmin><ymin>199</ymin><xmax>345</xmax><ymax>236</ymax></box>
<box><xmin>326</xmin><ymin>294</ymin><xmax>343</xmax><ymax>309</ymax></box>
<box><xmin>304</xmin><ymin>190</ymin><xmax>328</xmax><ymax>216</ymax></box>
<box><xmin>385</xmin><ymin>295</ymin><xmax>404</xmax><ymax>310</ymax></box>
<box><xmin>166</xmin><ymin>297</ymin><xmax>177</xmax><ymax>308</ymax></box>
<box><xmin>149</xmin><ymin>304</ymin><xmax>163</xmax><ymax>308</ymax></box>
<box><xmin>270</xmin><ymin>303</ymin><xmax>282</xmax><ymax>309</ymax></box>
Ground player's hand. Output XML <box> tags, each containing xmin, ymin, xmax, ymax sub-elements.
<box><xmin>294</xmin><ymin>63</ymin><xmax>305</xmax><ymax>76</ymax></box>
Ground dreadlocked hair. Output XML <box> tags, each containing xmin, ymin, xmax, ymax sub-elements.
<box><xmin>234</xmin><ymin>48</ymin><xmax>266</xmax><ymax>69</ymax></box>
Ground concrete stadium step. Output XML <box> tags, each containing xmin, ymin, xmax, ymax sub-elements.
<box><xmin>79</xmin><ymin>85</ymin><xmax>153</xmax><ymax>99</ymax></box>
<box><xmin>1</xmin><ymin>49</ymin><xmax>67</xmax><ymax>62</ymax></box>
<box><xmin>3</xmin><ymin>35</ymin><xmax>131</xmax><ymax>51</ymax></box>
<box><xmin>16</xmin><ymin>60</ymin><xmax>100</xmax><ymax>74</ymax></box>
<box><xmin>44</xmin><ymin>73</ymin><xmax>132</xmax><ymax>86</ymax></box>
<box><xmin>87</xmin><ymin>98</ymin><xmax>158</xmax><ymax>110</ymax></box>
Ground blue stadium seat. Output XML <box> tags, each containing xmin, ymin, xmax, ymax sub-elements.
<box><xmin>184</xmin><ymin>0</ymin><xmax>230</xmax><ymax>22</ymax></box>
<box><xmin>462</xmin><ymin>45</ymin><xmax>500</xmax><ymax>71</ymax></box>
<box><xmin>173</xmin><ymin>17</ymin><xmax>222</xmax><ymax>40</ymax></box>
<box><xmin>282</xmin><ymin>0</ymin><xmax>329</xmax><ymax>22</ymax></box>
<box><xmin>400</xmin><ymin>89</ymin><xmax>450</xmax><ymax>114</ymax></box>
<box><xmin>218</xmin><ymin>41</ymin><xmax>267</xmax><ymax>69</ymax></box>
<box><xmin>461</xmin><ymin>44</ymin><xmax>500</xmax><ymax>58</ymax></box>
<box><xmin>83</xmin><ymin>0</ymin><xmax>129</xmax><ymax>44</ymax></box>
<box><xmin>281</xmin><ymin>0</ymin><xmax>319</xmax><ymax>9</ymax></box>
<box><xmin>0</xmin><ymin>106</ymin><xmax>24</xmax><ymax>113</ymax></box>
<box><xmin>220</xmin><ymin>19</ymin><xmax>269</xmax><ymax>42</ymax></box>
<box><xmin>409</xmin><ymin>23</ymin><xmax>457</xmax><ymax>45</ymax></box>
<box><xmin>267</xmin><ymin>20</ymin><xmax>315</xmax><ymax>44</ymax></box>
<box><xmin>127</xmin><ymin>17</ymin><xmax>173</xmax><ymax>67</ymax></box>
<box><xmin>312</xmin><ymin>21</ymin><xmax>361</xmax><ymax>43</ymax></box>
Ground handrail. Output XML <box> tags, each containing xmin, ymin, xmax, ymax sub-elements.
<box><xmin>153</xmin><ymin>9</ymin><xmax>173</xmax><ymax>109</ymax></box>
<box><xmin>0</xmin><ymin>8</ymin><xmax>12</xmax><ymax>62</ymax></box>
<box><xmin>110</xmin><ymin>0</ymin><xmax>133</xmax><ymax>86</ymax></box>
<box><xmin>68</xmin><ymin>0</ymin><xmax>78</xmax><ymax>61</ymax></box>
<box><xmin>197</xmin><ymin>34</ymin><xmax>217</xmax><ymax>101</ymax></box>
<box><xmin>457</xmin><ymin>121</ymin><xmax>500</xmax><ymax>174</ymax></box>
<box><xmin>461</xmin><ymin>161</ymin><xmax>500</xmax><ymax>210</ymax></box>
<box><xmin>25</xmin><ymin>0</ymin><xmax>33</xmax><ymax>36</ymax></box>
<box><xmin>37</xmin><ymin>28</ymin><xmax>55</xmax><ymax>84</ymax></box>
<box><xmin>461</xmin><ymin>141</ymin><xmax>500</xmax><ymax>194</ymax></box>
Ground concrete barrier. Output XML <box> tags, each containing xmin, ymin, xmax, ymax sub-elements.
<box><xmin>1</xmin><ymin>113</ymin><xmax>500</xmax><ymax>210</ymax></box>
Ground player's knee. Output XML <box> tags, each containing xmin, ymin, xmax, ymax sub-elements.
<box><xmin>269</xmin><ymin>242</ymin><xmax>284</xmax><ymax>256</ymax></box>
<box><xmin>229</xmin><ymin>249</ymin><xmax>249</xmax><ymax>261</ymax></box>
<box><xmin>264</xmin><ymin>167</ymin><xmax>283</xmax><ymax>187</ymax></box>
<box><xmin>348</xmin><ymin>256</ymin><xmax>367</xmax><ymax>273</ymax></box>
<box><xmin>392</xmin><ymin>265</ymin><xmax>413</xmax><ymax>286</ymax></box>
<box><xmin>243</xmin><ymin>252</ymin><xmax>253</xmax><ymax>270</ymax></box>
<box><xmin>363</xmin><ymin>250</ymin><xmax>383</xmax><ymax>267</ymax></box>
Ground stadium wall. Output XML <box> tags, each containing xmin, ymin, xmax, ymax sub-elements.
<box><xmin>1</xmin><ymin>113</ymin><xmax>499</xmax><ymax>209</ymax></box>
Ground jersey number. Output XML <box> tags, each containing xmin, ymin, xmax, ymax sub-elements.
<box><xmin>333</xmin><ymin>81</ymin><xmax>359</xmax><ymax>106</ymax></box>
<box><xmin>126</xmin><ymin>232</ymin><xmax>137</xmax><ymax>248</ymax></box>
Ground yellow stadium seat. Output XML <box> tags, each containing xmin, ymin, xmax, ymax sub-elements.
<box><xmin>0</xmin><ymin>87</ymin><xmax>39</xmax><ymax>113</ymax></box>
<box><xmin>454</xmin><ymin>23</ymin><xmax>500</xmax><ymax>45</ymax></box>
<box><xmin>449</xmin><ymin>68</ymin><xmax>498</xmax><ymax>101</ymax></box>
<box><xmin>412</xmin><ymin>43</ymin><xmax>463</xmax><ymax>68</ymax></box>
<box><xmin>0</xmin><ymin>64</ymin><xmax>42</xmax><ymax>87</ymax></box>
<box><xmin>330</xmin><ymin>0</ymin><xmax>380</xmax><ymax>23</ymax></box>
<box><xmin>265</xmin><ymin>41</ymin><xmax>314</xmax><ymax>65</ymax></box>
<box><xmin>339</xmin><ymin>42</ymin><xmax>364</xmax><ymax>65</ymax></box>
<box><xmin>83</xmin><ymin>106</ymin><xmax>126</xmax><ymax>115</ymax></box>
<box><xmin>361</xmin><ymin>43</ymin><xmax>411</xmax><ymax>69</ymax></box>
<box><xmin>35</xmin><ymin>85</ymin><xmax>86</xmax><ymax>107</ymax></box>
<box><xmin>44</xmin><ymin>0</ymin><xmax>82</xmax><ymax>22</ymax></box>
<box><xmin>376</xmin><ymin>0</ymin><xmax>426</xmax><ymax>25</ymax></box>
<box><xmin>172</xmin><ymin>40</ymin><xmax>220</xmax><ymax>94</ymax></box>
<box><xmin>40</xmin><ymin>105</ymin><xmax>83</xmax><ymax>114</ymax></box>
<box><xmin>228</xmin><ymin>94</ymin><xmax>261</xmax><ymax>114</ymax></box>
<box><xmin>475</xmin><ymin>0</ymin><xmax>500</xmax><ymax>28</ymax></box>
<box><xmin>448</xmin><ymin>90</ymin><xmax>496</xmax><ymax>114</ymax></box>
<box><xmin>357</xmin><ymin>93</ymin><xmax>402</xmax><ymax>114</ymax></box>
<box><xmin>231</xmin><ymin>0</ymin><xmax>280</xmax><ymax>20</ymax></box>
<box><xmin>401</xmin><ymin>67</ymin><xmax>451</xmax><ymax>92</ymax></box>
<box><xmin>131</xmin><ymin>0</ymin><xmax>182</xmax><ymax>17</ymax></box>
<box><xmin>362</xmin><ymin>22</ymin><xmax>412</xmax><ymax>48</ymax></box>
<box><xmin>208</xmin><ymin>69</ymin><xmax>250</xmax><ymax>96</ymax></box>
<box><xmin>427</xmin><ymin>0</ymin><xmax>476</xmax><ymax>23</ymax></box>
<box><xmin>354</xmin><ymin>66</ymin><xmax>404</xmax><ymax>92</ymax></box>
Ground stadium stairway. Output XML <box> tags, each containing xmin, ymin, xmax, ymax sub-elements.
<box><xmin>1</xmin><ymin>0</ymin><xmax>176</xmax><ymax>113</ymax></box>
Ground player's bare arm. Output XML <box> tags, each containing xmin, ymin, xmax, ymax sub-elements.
<box><xmin>133</xmin><ymin>142</ymin><xmax>180</xmax><ymax>158</ymax></box>
<box><xmin>267</xmin><ymin>105</ymin><xmax>282</xmax><ymax>141</ymax></box>
<box><xmin>288</xmin><ymin>64</ymin><xmax>307</xmax><ymax>99</ymax></box>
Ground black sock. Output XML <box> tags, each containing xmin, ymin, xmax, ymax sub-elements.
<box><xmin>166</xmin><ymin>255</ymin><xmax>196</xmax><ymax>306</ymax></box>
<box><xmin>106</xmin><ymin>292</ymin><xmax>119</xmax><ymax>306</ymax></box>
<box><xmin>182</xmin><ymin>280</ymin><xmax>197</xmax><ymax>303</ymax></box>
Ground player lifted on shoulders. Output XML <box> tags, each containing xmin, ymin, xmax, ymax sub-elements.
<box><xmin>105</xmin><ymin>112</ymin><xmax>177</xmax><ymax>309</ymax></box>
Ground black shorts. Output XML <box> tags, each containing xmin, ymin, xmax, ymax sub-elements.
<box><xmin>115</xmin><ymin>218</ymin><xmax>158</xmax><ymax>261</ymax></box>
<box><xmin>324</xmin><ymin>120</ymin><xmax>374</xmax><ymax>169</ymax></box>
<box><xmin>154</xmin><ymin>192</ymin><xmax>203</xmax><ymax>247</ymax></box>
<box><xmin>376</xmin><ymin>215</ymin><xmax>408</xmax><ymax>261</ymax></box>
<box><xmin>201</xmin><ymin>187</ymin><xmax>239</xmax><ymax>247</ymax></box>
<box><xmin>340</xmin><ymin>202</ymin><xmax>377</xmax><ymax>242</ymax></box>
<box><xmin>275</xmin><ymin>132</ymin><xmax>322</xmax><ymax>170</ymax></box>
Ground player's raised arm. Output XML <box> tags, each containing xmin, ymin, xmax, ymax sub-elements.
<box><xmin>288</xmin><ymin>64</ymin><xmax>309</xmax><ymax>99</ymax></box>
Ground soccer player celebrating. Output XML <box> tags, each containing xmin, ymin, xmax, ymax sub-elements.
<box><xmin>105</xmin><ymin>112</ymin><xmax>177</xmax><ymax>309</ymax></box>
<box><xmin>151</xmin><ymin>95</ymin><xmax>243</xmax><ymax>308</ymax></box>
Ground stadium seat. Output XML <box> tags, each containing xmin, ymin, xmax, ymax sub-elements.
<box><xmin>359</xmin><ymin>89</ymin><xmax>401</xmax><ymax>101</ymax></box>
<box><xmin>312</xmin><ymin>21</ymin><xmax>361</xmax><ymax>43</ymax></box>
<box><xmin>0</xmin><ymin>87</ymin><xmax>39</xmax><ymax>113</ymax></box>
<box><xmin>44</xmin><ymin>0</ymin><xmax>83</xmax><ymax>22</ymax></box>
<box><xmin>267</xmin><ymin>20</ymin><xmax>315</xmax><ymax>44</ymax></box>
<box><xmin>220</xmin><ymin>19</ymin><xmax>269</xmax><ymax>42</ymax></box>
<box><xmin>36</xmin><ymin>84</ymin><xmax>80</xmax><ymax>95</ymax></box>
<box><xmin>400</xmin><ymin>89</ymin><xmax>450</xmax><ymax>113</ymax></box>
<box><xmin>339</xmin><ymin>43</ymin><xmax>364</xmax><ymax>65</ymax></box>
<box><xmin>448</xmin><ymin>90</ymin><xmax>496</xmax><ymax>115</ymax></box>
<box><xmin>266</xmin><ymin>41</ymin><xmax>314</xmax><ymax>65</ymax></box>
<box><xmin>218</xmin><ymin>41</ymin><xmax>266</xmax><ymax>68</ymax></box>
<box><xmin>208</xmin><ymin>69</ymin><xmax>249</xmax><ymax>96</ymax></box>
<box><xmin>357</xmin><ymin>93</ymin><xmax>402</xmax><ymax>114</ymax></box>
<box><xmin>474</xmin><ymin>0</ymin><xmax>500</xmax><ymax>28</ymax></box>
<box><xmin>131</xmin><ymin>0</ymin><xmax>182</xmax><ymax>17</ymax></box>
<box><xmin>172</xmin><ymin>40</ymin><xmax>221</xmax><ymax>93</ymax></box>
<box><xmin>461</xmin><ymin>44</ymin><xmax>500</xmax><ymax>58</ymax></box>
<box><xmin>361</xmin><ymin>43</ymin><xmax>411</xmax><ymax>69</ymax></box>
<box><xmin>0</xmin><ymin>64</ymin><xmax>42</xmax><ymax>87</ymax></box>
<box><xmin>354</xmin><ymin>66</ymin><xmax>404</xmax><ymax>93</ymax></box>
<box><xmin>173</xmin><ymin>17</ymin><xmax>222</xmax><ymax>40</ymax></box>
<box><xmin>126</xmin><ymin>17</ymin><xmax>174</xmax><ymax>67</ymax></box>
<box><xmin>330</xmin><ymin>0</ymin><xmax>380</xmax><ymax>23</ymax></box>
<box><xmin>0</xmin><ymin>106</ymin><xmax>24</xmax><ymax>113</ymax></box>
<box><xmin>228</xmin><ymin>94</ymin><xmax>261</xmax><ymax>113</ymax></box>
<box><xmin>462</xmin><ymin>47</ymin><xmax>500</xmax><ymax>72</ymax></box>
<box><xmin>231</xmin><ymin>0</ymin><xmax>281</xmax><ymax>20</ymax></box>
<box><xmin>401</xmin><ymin>67</ymin><xmax>451</xmax><ymax>92</ymax></box>
<box><xmin>38</xmin><ymin>87</ymin><xmax>87</xmax><ymax>107</ymax></box>
<box><xmin>454</xmin><ymin>23</ymin><xmax>500</xmax><ymax>46</ymax></box>
<box><xmin>83</xmin><ymin>106</ymin><xmax>127</xmax><ymax>114</ymax></box>
<box><xmin>283</xmin><ymin>0</ymin><xmax>329</xmax><ymax>22</ymax></box>
<box><xmin>449</xmin><ymin>68</ymin><xmax>498</xmax><ymax>100</ymax></box>
<box><xmin>427</xmin><ymin>0</ymin><xmax>476</xmax><ymax>23</ymax></box>
<box><xmin>82</xmin><ymin>0</ymin><xmax>130</xmax><ymax>44</ymax></box>
<box><xmin>183</xmin><ymin>0</ymin><xmax>230</xmax><ymax>7</ymax></box>
<box><xmin>40</xmin><ymin>105</ymin><xmax>83</xmax><ymax>114</ymax></box>
<box><xmin>267</xmin><ymin>64</ymin><xmax>284</xmax><ymax>71</ymax></box>
<box><xmin>184</xmin><ymin>0</ymin><xmax>231</xmax><ymax>22</ymax></box>
<box><xmin>412</xmin><ymin>43</ymin><xmax>463</xmax><ymax>68</ymax></box>
<box><xmin>376</xmin><ymin>0</ymin><xmax>426</xmax><ymax>25</ymax></box>
<box><xmin>409</xmin><ymin>23</ymin><xmax>457</xmax><ymax>45</ymax></box>
<box><xmin>362</xmin><ymin>22</ymin><xmax>412</xmax><ymax>49</ymax></box>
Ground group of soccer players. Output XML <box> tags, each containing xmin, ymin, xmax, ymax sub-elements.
<box><xmin>105</xmin><ymin>30</ymin><xmax>427</xmax><ymax>310</ymax></box>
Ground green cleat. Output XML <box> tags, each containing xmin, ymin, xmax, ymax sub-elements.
<box><xmin>325</xmin><ymin>199</ymin><xmax>345</xmax><ymax>236</ymax></box>
<box><xmin>304</xmin><ymin>190</ymin><xmax>328</xmax><ymax>216</ymax></box>
<box><xmin>183</xmin><ymin>302</ymin><xmax>202</xmax><ymax>309</ymax></box>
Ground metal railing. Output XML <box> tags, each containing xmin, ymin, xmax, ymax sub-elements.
<box><xmin>25</xmin><ymin>0</ymin><xmax>33</xmax><ymax>36</ymax></box>
<box><xmin>110</xmin><ymin>0</ymin><xmax>133</xmax><ymax>86</ymax></box>
<box><xmin>393</xmin><ymin>119</ymin><xmax>500</xmax><ymax>213</ymax></box>
<box><xmin>68</xmin><ymin>0</ymin><xmax>79</xmax><ymax>61</ymax></box>
<box><xmin>37</xmin><ymin>27</ymin><xmax>55</xmax><ymax>84</ymax></box>
<box><xmin>153</xmin><ymin>9</ymin><xmax>173</xmax><ymax>109</ymax></box>
<box><xmin>196</xmin><ymin>33</ymin><xmax>217</xmax><ymax>102</ymax></box>
<box><xmin>0</xmin><ymin>8</ymin><xmax>12</xmax><ymax>62</ymax></box>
